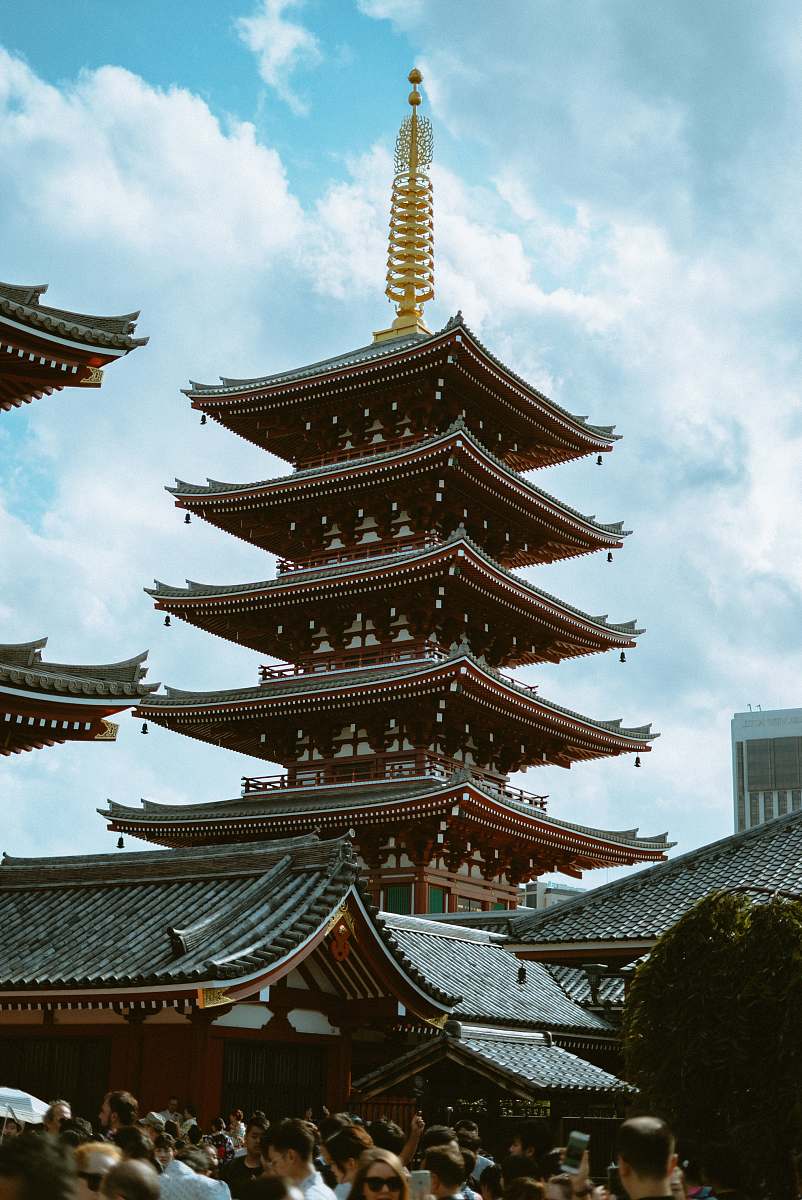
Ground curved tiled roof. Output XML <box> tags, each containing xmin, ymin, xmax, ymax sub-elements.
<box><xmin>0</xmin><ymin>639</ymin><xmax>158</xmax><ymax>699</ymax></box>
<box><xmin>0</xmin><ymin>281</ymin><xmax>147</xmax><ymax>351</ymax></box>
<box><xmin>504</xmin><ymin>808</ymin><xmax>802</xmax><ymax>946</ymax></box>
<box><xmin>168</xmin><ymin>419</ymin><xmax>628</xmax><ymax>542</ymax></box>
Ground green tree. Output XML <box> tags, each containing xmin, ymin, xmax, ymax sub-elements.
<box><xmin>622</xmin><ymin>890</ymin><xmax>802</xmax><ymax>1200</ymax></box>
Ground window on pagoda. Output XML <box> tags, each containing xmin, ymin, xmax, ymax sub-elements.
<box><xmin>384</xmin><ymin>884</ymin><xmax>412</xmax><ymax>914</ymax></box>
<box><xmin>427</xmin><ymin>886</ymin><xmax>446</xmax><ymax>914</ymax></box>
<box><xmin>456</xmin><ymin>897</ymin><xmax>483</xmax><ymax>912</ymax></box>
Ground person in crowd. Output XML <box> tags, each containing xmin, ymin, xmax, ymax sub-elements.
<box><xmin>455</xmin><ymin>1123</ymin><xmax>493</xmax><ymax>1187</ymax></box>
<box><xmin>206</xmin><ymin>1116</ymin><xmax>236</xmax><ymax>1167</ymax></box>
<box><xmin>99</xmin><ymin>1092</ymin><xmax>139</xmax><ymax>1141</ymax></box>
<box><xmin>457</xmin><ymin>1150</ymin><xmax>481</xmax><ymax>1200</ymax></box>
<box><xmin>424</xmin><ymin>1145</ymin><xmax>473</xmax><ymax>1200</ymax></box>
<box><xmin>0</xmin><ymin>1132</ymin><xmax>77</xmax><ymax>1200</ymax></box>
<box><xmin>324</xmin><ymin>1123</ymin><xmax>374</xmax><ymax>1199</ymax></box>
<box><xmin>182</xmin><ymin>1105</ymin><xmax>200</xmax><ymax>1137</ymax></box>
<box><xmin>503</xmin><ymin>1158</ymin><xmax>542</xmax><ymax>1188</ymax></box>
<box><xmin>419</xmin><ymin>1126</ymin><xmax>459</xmax><ymax>1156</ymax></box>
<box><xmin>543</xmin><ymin>1176</ymin><xmax>571</xmax><ymax>1200</ymax></box>
<box><xmin>266</xmin><ymin>1118</ymin><xmax>336</xmax><ymax>1200</ymax></box>
<box><xmin>479</xmin><ymin>1164</ymin><xmax>503</xmax><ymax>1200</ymax></box>
<box><xmin>223</xmin><ymin>1118</ymin><xmax>269</xmax><ymax>1197</ymax></box>
<box><xmin>616</xmin><ymin>1117</ymin><xmax>677</xmax><ymax>1200</ymax></box>
<box><xmin>101</xmin><ymin>1160</ymin><xmax>160</xmax><ymax>1200</ymax></box>
<box><xmin>159</xmin><ymin>1098</ymin><xmax>183</xmax><ymax>1126</ymax></box>
<box><xmin>166</xmin><ymin>1120</ymin><xmax>182</xmax><ymax>1140</ymax></box>
<box><xmin>166</xmin><ymin>1145</ymin><xmax>232</xmax><ymax>1197</ymax></box>
<box><xmin>366</xmin><ymin>1121</ymin><xmax>405</xmax><ymax>1157</ymax></box>
<box><xmin>139</xmin><ymin>1113</ymin><xmax>165</xmax><ymax>1143</ymax></box>
<box><xmin>507</xmin><ymin>1125</ymin><xmax>551</xmax><ymax>1179</ymax></box>
<box><xmin>348</xmin><ymin>1148</ymin><xmax>409</xmax><ymax>1200</ymax></box>
<box><xmin>115</xmin><ymin>1126</ymin><xmax>161</xmax><ymax>1171</ymax></box>
<box><xmin>188</xmin><ymin>1126</ymin><xmax>205</xmax><ymax>1147</ymax></box>
<box><xmin>0</xmin><ymin>1119</ymin><xmax>21</xmax><ymax>1141</ymax></box>
<box><xmin>155</xmin><ymin>1132</ymin><xmax>183</xmax><ymax>1174</ymax></box>
<box><xmin>43</xmin><ymin>1099</ymin><xmax>72</xmax><ymax>1136</ymax></box>
<box><xmin>76</xmin><ymin>1141</ymin><xmax>123</xmax><ymax>1199</ymax></box>
<box><xmin>61</xmin><ymin>1117</ymin><xmax>94</xmax><ymax>1147</ymax></box>
<box><xmin>242</xmin><ymin>1179</ymin><xmax>301</xmax><ymax>1200</ymax></box>
<box><xmin>228</xmin><ymin>1110</ymin><xmax>247</xmax><ymax>1147</ymax></box>
<box><xmin>503</xmin><ymin>1182</ymin><xmax>544</xmax><ymax>1200</ymax></box>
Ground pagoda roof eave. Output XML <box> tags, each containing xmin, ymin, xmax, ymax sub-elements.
<box><xmin>0</xmin><ymin>641</ymin><xmax>159</xmax><ymax>700</ymax></box>
<box><xmin>0</xmin><ymin>281</ymin><xmax>148</xmax><ymax>353</ymax></box>
<box><xmin>135</xmin><ymin>648</ymin><xmax>657</xmax><ymax>750</ymax></box>
<box><xmin>99</xmin><ymin>776</ymin><xmax>672</xmax><ymax>862</ymax></box>
<box><xmin>146</xmin><ymin>532</ymin><xmax>643</xmax><ymax>646</ymax></box>
<box><xmin>184</xmin><ymin>314</ymin><xmax>618</xmax><ymax>449</ymax></box>
<box><xmin>168</xmin><ymin>419</ymin><xmax>629</xmax><ymax>544</ymax></box>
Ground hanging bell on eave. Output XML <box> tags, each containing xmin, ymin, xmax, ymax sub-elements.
<box><xmin>607</xmin><ymin>551</ymin><xmax>613</xmax><ymax>563</ymax></box>
<box><xmin>200</xmin><ymin>413</ymin><xmax>207</xmax><ymax>426</ymax></box>
<box><xmin>164</xmin><ymin>615</ymin><xmax>171</xmax><ymax>627</ymax></box>
<box><xmin>141</xmin><ymin>722</ymin><xmax>149</xmax><ymax>735</ymax></box>
<box><xmin>184</xmin><ymin>513</ymin><xmax>191</xmax><ymax>525</ymax></box>
<box><xmin>596</xmin><ymin>455</ymin><xmax>603</xmax><ymax>466</ymax></box>
<box><xmin>619</xmin><ymin>651</ymin><xmax>626</xmax><ymax>663</ymax></box>
<box><xmin>634</xmin><ymin>755</ymin><xmax>641</xmax><ymax>768</ymax></box>
<box><xmin>117</xmin><ymin>836</ymin><xmax>125</xmax><ymax>849</ymax></box>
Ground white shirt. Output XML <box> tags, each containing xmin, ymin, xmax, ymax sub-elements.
<box><xmin>160</xmin><ymin>1167</ymin><xmax>232</xmax><ymax>1199</ymax></box>
<box><xmin>300</xmin><ymin>1167</ymin><xmax>337</xmax><ymax>1200</ymax></box>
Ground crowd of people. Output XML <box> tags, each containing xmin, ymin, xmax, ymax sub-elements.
<box><xmin>0</xmin><ymin>1091</ymin><xmax>747</xmax><ymax>1200</ymax></box>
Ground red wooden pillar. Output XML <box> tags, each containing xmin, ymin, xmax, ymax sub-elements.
<box><xmin>189</xmin><ymin>1009</ymin><xmax>220</xmax><ymax>1127</ymax></box>
<box><xmin>123</xmin><ymin>1011</ymin><xmax>147</xmax><ymax>1099</ymax></box>
<box><xmin>413</xmin><ymin>868</ymin><xmax>427</xmax><ymax>915</ymax></box>
<box><xmin>327</xmin><ymin>1025</ymin><xmax>353</xmax><ymax>1111</ymax></box>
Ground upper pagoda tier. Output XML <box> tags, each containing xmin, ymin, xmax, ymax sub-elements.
<box><xmin>147</xmin><ymin>529</ymin><xmax>641</xmax><ymax>669</ymax></box>
<box><xmin>1</xmin><ymin>638</ymin><xmax>158</xmax><ymax>755</ymax></box>
<box><xmin>185</xmin><ymin>313</ymin><xmax>618</xmax><ymax>472</ymax></box>
<box><xmin>169</xmin><ymin>419</ymin><xmax>627</xmax><ymax>568</ymax></box>
<box><xmin>0</xmin><ymin>281</ymin><xmax>147</xmax><ymax>412</ymax></box>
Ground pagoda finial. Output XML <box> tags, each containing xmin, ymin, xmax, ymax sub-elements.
<box><xmin>373</xmin><ymin>68</ymin><xmax>434</xmax><ymax>343</ymax></box>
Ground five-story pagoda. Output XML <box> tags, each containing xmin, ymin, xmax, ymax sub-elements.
<box><xmin>109</xmin><ymin>71</ymin><xmax>670</xmax><ymax>913</ymax></box>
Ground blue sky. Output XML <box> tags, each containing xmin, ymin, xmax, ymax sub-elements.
<box><xmin>2</xmin><ymin>1</ymin><xmax>802</xmax><ymax>883</ymax></box>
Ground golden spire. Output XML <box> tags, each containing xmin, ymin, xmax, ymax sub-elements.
<box><xmin>373</xmin><ymin>68</ymin><xmax>434</xmax><ymax>343</ymax></box>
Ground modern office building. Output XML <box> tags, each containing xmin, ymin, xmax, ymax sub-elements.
<box><xmin>732</xmin><ymin>707</ymin><xmax>802</xmax><ymax>831</ymax></box>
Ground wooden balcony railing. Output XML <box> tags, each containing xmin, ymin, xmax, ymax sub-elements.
<box><xmin>276</xmin><ymin>534</ymin><xmax>441</xmax><ymax>575</ymax></box>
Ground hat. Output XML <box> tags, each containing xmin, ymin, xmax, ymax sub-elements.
<box><xmin>141</xmin><ymin>1112</ymin><xmax>165</xmax><ymax>1132</ymax></box>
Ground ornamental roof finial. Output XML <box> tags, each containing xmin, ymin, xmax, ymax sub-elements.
<box><xmin>373</xmin><ymin>68</ymin><xmax>435</xmax><ymax>343</ymax></box>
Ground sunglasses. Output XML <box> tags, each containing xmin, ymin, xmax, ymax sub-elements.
<box><xmin>365</xmin><ymin>1177</ymin><xmax>403</xmax><ymax>1194</ymax></box>
<box><xmin>77</xmin><ymin>1172</ymin><xmax>104</xmax><ymax>1193</ymax></box>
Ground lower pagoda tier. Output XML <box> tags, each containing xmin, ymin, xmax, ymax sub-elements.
<box><xmin>101</xmin><ymin>773</ymin><xmax>672</xmax><ymax>912</ymax></box>
<box><xmin>134</xmin><ymin>646</ymin><xmax>655</xmax><ymax>777</ymax></box>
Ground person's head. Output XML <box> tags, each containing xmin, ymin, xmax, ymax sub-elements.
<box><xmin>503</xmin><ymin>1156</ymin><xmax>539</xmax><ymax>1187</ymax></box>
<box><xmin>212</xmin><ymin>1116</ymin><xmax>226</xmax><ymax>1133</ymax></box>
<box><xmin>100</xmin><ymin>1160</ymin><xmax>159</xmax><ymax>1200</ymax></box>
<box><xmin>153</xmin><ymin>1133</ymin><xmax>175</xmax><ymax>1168</ymax></box>
<box><xmin>183</xmin><ymin>1104</ymin><xmax>197</xmax><ymax>1122</ymax></box>
<box><xmin>325</xmin><ymin>1125</ymin><xmax>374</xmax><ymax>1185</ymax></box>
<box><xmin>509</xmin><ymin>1123</ymin><xmax>550</xmax><ymax>1162</ymax></box>
<box><xmin>367</xmin><ymin>1120</ymin><xmax>405</xmax><ymax>1156</ymax></box>
<box><xmin>229</xmin><ymin>1109</ymin><xmax>245</xmax><ymax>1127</ymax></box>
<box><xmin>43</xmin><ymin>1099</ymin><xmax>72</xmax><ymax>1136</ymax></box>
<box><xmin>187</xmin><ymin>1124</ymin><xmax>203</xmax><ymax>1146</ymax></box>
<box><xmin>113</xmin><ymin>1127</ymin><xmax>157</xmax><ymax>1167</ymax></box>
<box><xmin>267</xmin><ymin>1118</ymin><xmax>316</xmax><ymax>1181</ymax></box>
<box><xmin>166</xmin><ymin>1098</ymin><xmax>180</xmax><ymax>1116</ymax></box>
<box><xmin>616</xmin><ymin>1117</ymin><xmax>676</xmax><ymax>1197</ymax></box>
<box><xmin>503</xmin><ymin>1180</ymin><xmax>544</xmax><ymax>1200</ymax></box>
<box><xmin>0</xmin><ymin>1132</ymin><xmax>77</xmax><ymax>1200</ymax></box>
<box><xmin>456</xmin><ymin>1129</ymin><xmax>480</xmax><ymax>1154</ymax></box>
<box><xmin>0</xmin><ymin>1121</ymin><xmax>21</xmax><ymax>1140</ymax></box>
<box><xmin>423</xmin><ymin>1144</ymin><xmax>467</xmax><ymax>1199</ymax></box>
<box><xmin>179</xmin><ymin>1146</ymin><xmax>214</xmax><ymax>1176</ymax></box>
<box><xmin>319</xmin><ymin>1114</ymin><xmax>353</xmax><ymax>1142</ymax></box>
<box><xmin>244</xmin><ymin>1119</ymin><xmax>269</xmax><ymax>1161</ymax></box>
<box><xmin>419</xmin><ymin>1125</ymin><xmax>458</xmax><ymax>1154</ymax></box>
<box><xmin>60</xmin><ymin>1117</ymin><xmax>94</xmax><ymax>1148</ymax></box>
<box><xmin>480</xmin><ymin>1164</ymin><xmax>503</xmax><ymax>1200</ymax></box>
<box><xmin>76</xmin><ymin>1142</ymin><xmax>122</xmax><ymax>1199</ymax></box>
<box><xmin>138</xmin><ymin>1114</ymin><xmax>164</xmax><ymax>1144</ymax></box>
<box><xmin>164</xmin><ymin>1120</ymin><xmax>180</xmax><ymax>1140</ymax></box>
<box><xmin>350</xmin><ymin>1148</ymin><xmax>409</xmax><ymax>1200</ymax></box>
<box><xmin>100</xmin><ymin>1092</ymin><xmax>138</xmax><ymax>1134</ymax></box>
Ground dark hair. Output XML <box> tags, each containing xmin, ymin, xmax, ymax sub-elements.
<box><xmin>59</xmin><ymin>1117</ymin><xmax>93</xmax><ymax>1147</ymax></box>
<box><xmin>154</xmin><ymin>1133</ymin><xmax>175</xmax><ymax>1151</ymax></box>
<box><xmin>114</xmin><ymin>1126</ymin><xmax>158</xmax><ymax>1165</ymax></box>
<box><xmin>247</xmin><ymin>1117</ymin><xmax>269</xmax><ymax>1135</ymax></box>
<box><xmin>319</xmin><ymin>1114</ymin><xmax>353</xmax><ymax>1141</ymax></box>
<box><xmin>419</xmin><ymin>1125</ymin><xmax>457</xmax><ymax>1153</ymax></box>
<box><xmin>267</xmin><ymin>1118</ymin><xmax>315</xmax><ymax>1162</ymax></box>
<box><xmin>503</xmin><ymin>1180</ymin><xmax>545</xmax><ymax>1200</ymax></box>
<box><xmin>514</xmin><ymin>1122</ymin><xmax>550</xmax><ymax>1158</ymax></box>
<box><xmin>101</xmin><ymin>1159</ymin><xmax>160</xmax><ymax>1200</ymax></box>
<box><xmin>230</xmin><ymin>1109</ymin><xmax>245</xmax><ymax>1122</ymax></box>
<box><xmin>325</xmin><ymin>1125</ymin><xmax>373</xmax><ymax>1171</ymax></box>
<box><xmin>212</xmin><ymin>1117</ymin><xmax>226</xmax><ymax>1132</ymax></box>
<box><xmin>109</xmin><ymin>1091</ymin><xmax>139</xmax><ymax>1128</ymax></box>
<box><xmin>179</xmin><ymin>1146</ymin><xmax>212</xmax><ymax>1175</ymax></box>
<box><xmin>187</xmin><ymin>1124</ymin><xmax>203</xmax><ymax>1145</ymax></box>
<box><xmin>184</xmin><ymin>1104</ymin><xmax>198</xmax><ymax>1118</ymax></box>
<box><xmin>367</xmin><ymin>1119</ymin><xmax>406</xmax><ymax>1156</ymax></box>
<box><xmin>0</xmin><ymin>1134</ymin><xmax>76</xmax><ymax>1200</ymax></box>
<box><xmin>461</xmin><ymin>1148</ymin><xmax>477</xmax><ymax>1180</ymax></box>
<box><xmin>44</xmin><ymin>1100</ymin><xmax>70</xmax><ymax>1124</ymax></box>
<box><xmin>457</xmin><ymin>1129</ymin><xmax>480</xmax><ymax>1153</ymax></box>
<box><xmin>480</xmin><ymin>1164</ymin><xmax>504</xmax><ymax>1200</ymax></box>
<box><xmin>350</xmin><ymin>1148</ymin><xmax>409</xmax><ymax>1200</ymax></box>
<box><xmin>503</xmin><ymin>1155</ymin><xmax>539</xmax><ymax>1185</ymax></box>
<box><xmin>424</xmin><ymin>1145</ymin><xmax>467</xmax><ymax>1190</ymax></box>
<box><xmin>164</xmin><ymin>1120</ymin><xmax>180</xmax><ymax>1139</ymax></box>
<box><xmin>616</xmin><ymin>1117</ymin><xmax>674</xmax><ymax>1179</ymax></box>
<box><xmin>455</xmin><ymin>1120</ymin><xmax>480</xmax><ymax>1135</ymax></box>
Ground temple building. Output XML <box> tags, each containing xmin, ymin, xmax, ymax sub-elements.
<box><xmin>0</xmin><ymin>280</ymin><xmax>146</xmax><ymax>412</ymax></box>
<box><xmin>114</xmin><ymin>68</ymin><xmax>669</xmax><ymax>913</ymax></box>
<box><xmin>0</xmin><ymin>639</ymin><xmax>157</xmax><ymax>756</ymax></box>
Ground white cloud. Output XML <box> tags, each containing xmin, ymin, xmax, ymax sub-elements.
<box><xmin>236</xmin><ymin>0</ymin><xmax>322</xmax><ymax>115</ymax></box>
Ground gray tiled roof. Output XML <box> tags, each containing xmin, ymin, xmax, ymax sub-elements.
<box><xmin>0</xmin><ymin>639</ymin><xmax>158</xmax><ymax>699</ymax></box>
<box><xmin>0</xmin><ymin>836</ymin><xmax>358</xmax><ymax>991</ymax></box>
<box><xmin>139</xmin><ymin>645</ymin><xmax>656</xmax><ymax>745</ymax></box>
<box><xmin>147</xmin><ymin>529</ymin><xmax>642</xmax><ymax>640</ymax></box>
<box><xmin>546</xmin><ymin>964</ymin><xmax>626</xmax><ymax>1008</ymax></box>
<box><xmin>169</xmin><ymin>419</ymin><xmax>628</xmax><ymax>541</ymax></box>
<box><xmin>352</xmin><ymin>1027</ymin><xmax>630</xmax><ymax>1096</ymax></box>
<box><xmin>185</xmin><ymin>314</ymin><xmax>617</xmax><ymax>445</ymax></box>
<box><xmin>378</xmin><ymin>913</ymin><xmax>613</xmax><ymax>1032</ymax></box>
<box><xmin>505</xmin><ymin>808</ymin><xmax>802</xmax><ymax>945</ymax></box>
<box><xmin>0</xmin><ymin>281</ymin><xmax>147</xmax><ymax>350</ymax></box>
